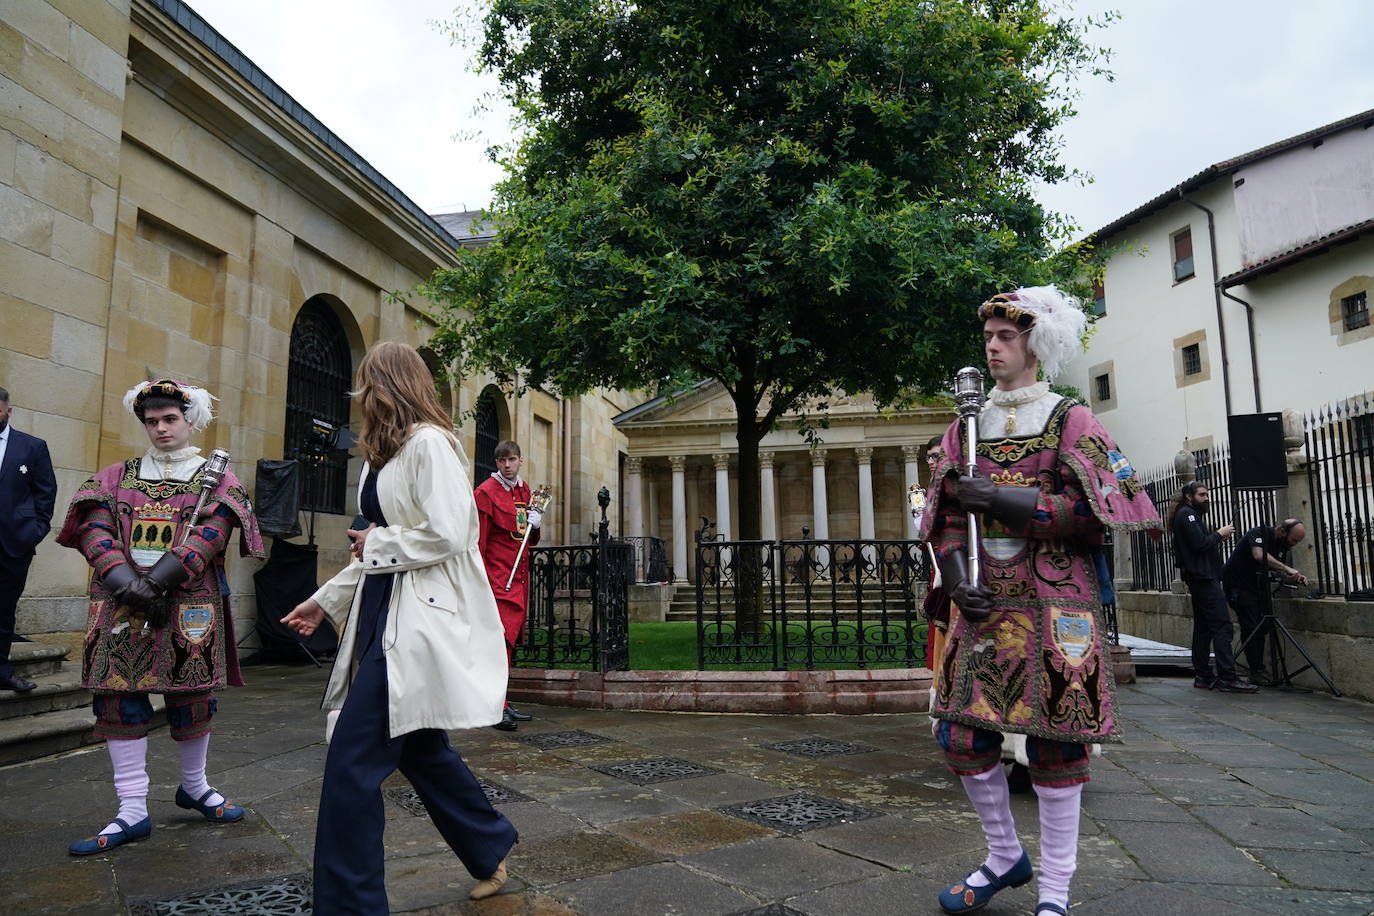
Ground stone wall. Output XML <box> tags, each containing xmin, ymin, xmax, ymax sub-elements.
<box><xmin>1118</xmin><ymin>589</ymin><xmax>1373</xmax><ymax>702</ymax></box>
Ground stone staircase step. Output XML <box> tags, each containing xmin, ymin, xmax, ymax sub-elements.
<box><xmin>0</xmin><ymin>660</ymin><xmax>91</xmax><ymax>720</ymax></box>
<box><xmin>0</xmin><ymin>692</ymin><xmax>165</xmax><ymax>767</ymax></box>
<box><xmin>7</xmin><ymin>641</ymin><xmax>70</xmax><ymax>678</ymax></box>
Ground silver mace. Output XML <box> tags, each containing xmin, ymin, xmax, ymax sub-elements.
<box><xmin>953</xmin><ymin>367</ymin><xmax>987</xmax><ymax>589</ymax></box>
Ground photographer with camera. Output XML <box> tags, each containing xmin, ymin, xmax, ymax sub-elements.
<box><xmin>1223</xmin><ymin>518</ymin><xmax>1307</xmax><ymax>686</ymax></box>
<box><xmin>1169</xmin><ymin>481</ymin><xmax>1257</xmax><ymax>693</ymax></box>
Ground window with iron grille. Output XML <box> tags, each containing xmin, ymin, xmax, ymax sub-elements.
<box><xmin>1095</xmin><ymin>373</ymin><xmax>1111</xmax><ymax>402</ymax></box>
<box><xmin>1182</xmin><ymin>342</ymin><xmax>1202</xmax><ymax>376</ymax></box>
<box><xmin>284</xmin><ymin>299</ymin><xmax>352</xmax><ymax>514</ymax></box>
<box><xmin>474</xmin><ymin>390</ymin><xmax>501</xmax><ymax>486</ymax></box>
<box><xmin>1342</xmin><ymin>291</ymin><xmax>1369</xmax><ymax>331</ymax></box>
<box><xmin>1172</xmin><ymin>228</ymin><xmax>1195</xmax><ymax>282</ymax></box>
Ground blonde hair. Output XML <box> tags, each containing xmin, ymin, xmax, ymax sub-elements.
<box><xmin>353</xmin><ymin>342</ymin><xmax>452</xmax><ymax>469</ymax></box>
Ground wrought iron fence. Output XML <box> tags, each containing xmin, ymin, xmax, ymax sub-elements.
<box><xmin>695</xmin><ymin>538</ymin><xmax>930</xmax><ymax>670</ymax></box>
<box><xmin>516</xmin><ymin>539</ymin><xmax>631</xmax><ymax>671</ymax></box>
<box><xmin>618</xmin><ymin>535</ymin><xmax>670</xmax><ymax>583</ymax></box>
<box><xmin>1304</xmin><ymin>393</ymin><xmax>1374</xmax><ymax>596</ymax></box>
<box><xmin>1128</xmin><ymin>444</ymin><xmax>1279</xmax><ymax>591</ymax></box>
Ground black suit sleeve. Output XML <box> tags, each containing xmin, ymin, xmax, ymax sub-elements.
<box><xmin>30</xmin><ymin>437</ymin><xmax>57</xmax><ymax>530</ymax></box>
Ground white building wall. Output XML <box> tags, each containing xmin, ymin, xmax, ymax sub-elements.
<box><xmin>1234</xmin><ymin>127</ymin><xmax>1374</xmax><ymax>266</ymax></box>
<box><xmin>1064</xmin><ymin>182</ymin><xmax>1240</xmax><ymax>472</ymax></box>
<box><xmin>1234</xmin><ymin>237</ymin><xmax>1374</xmax><ymax>416</ymax></box>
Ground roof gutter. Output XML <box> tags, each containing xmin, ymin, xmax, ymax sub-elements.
<box><xmin>1179</xmin><ymin>194</ymin><xmax>1233</xmax><ymax>417</ymax></box>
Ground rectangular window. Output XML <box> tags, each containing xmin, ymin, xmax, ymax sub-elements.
<box><xmin>1172</xmin><ymin>228</ymin><xmax>1195</xmax><ymax>282</ymax></box>
<box><xmin>1090</xmin><ymin>280</ymin><xmax>1106</xmax><ymax>317</ymax></box>
<box><xmin>1095</xmin><ymin>373</ymin><xmax>1111</xmax><ymax>402</ymax></box>
<box><xmin>1182</xmin><ymin>342</ymin><xmax>1202</xmax><ymax>376</ymax></box>
<box><xmin>1342</xmin><ymin>291</ymin><xmax>1369</xmax><ymax>331</ymax></box>
<box><xmin>1354</xmin><ymin>413</ymin><xmax>1374</xmax><ymax>454</ymax></box>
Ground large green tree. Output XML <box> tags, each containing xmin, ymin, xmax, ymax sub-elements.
<box><xmin>427</xmin><ymin>0</ymin><xmax>1106</xmax><ymax>547</ymax></box>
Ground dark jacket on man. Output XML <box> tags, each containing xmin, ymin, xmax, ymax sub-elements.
<box><xmin>1173</xmin><ymin>503</ymin><xmax>1225</xmax><ymax>580</ymax></box>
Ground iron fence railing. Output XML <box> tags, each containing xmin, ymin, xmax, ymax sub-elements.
<box><xmin>516</xmin><ymin>538</ymin><xmax>631</xmax><ymax>671</ymax></box>
<box><xmin>1129</xmin><ymin>444</ymin><xmax>1279</xmax><ymax>591</ymax></box>
<box><xmin>618</xmin><ymin>535</ymin><xmax>670</xmax><ymax>583</ymax></box>
<box><xmin>1304</xmin><ymin>393</ymin><xmax>1374</xmax><ymax>596</ymax></box>
<box><xmin>695</xmin><ymin>538</ymin><xmax>930</xmax><ymax>670</ymax></box>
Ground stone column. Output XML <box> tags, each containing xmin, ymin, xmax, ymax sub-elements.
<box><xmin>670</xmin><ymin>455</ymin><xmax>688</xmax><ymax>584</ymax></box>
<box><xmin>646</xmin><ymin>469</ymin><xmax>660</xmax><ymax>538</ymax></box>
<box><xmin>902</xmin><ymin>444</ymin><xmax>922</xmax><ymax>539</ymax></box>
<box><xmin>626</xmin><ymin>456</ymin><xmax>644</xmax><ymax>540</ymax></box>
<box><xmin>810</xmin><ymin>449</ymin><xmax>830</xmax><ymax>539</ymax></box>
<box><xmin>759</xmin><ymin>451</ymin><xmax>777</xmax><ymax>542</ymax></box>
<box><xmin>712</xmin><ymin>452</ymin><xmax>733</xmax><ymax>541</ymax></box>
<box><xmin>855</xmin><ymin>447</ymin><xmax>876</xmax><ymax>567</ymax></box>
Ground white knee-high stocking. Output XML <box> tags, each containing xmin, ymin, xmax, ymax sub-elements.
<box><xmin>1034</xmin><ymin>782</ymin><xmax>1083</xmax><ymax>911</ymax></box>
<box><xmin>102</xmin><ymin>738</ymin><xmax>149</xmax><ymax>835</ymax></box>
<box><xmin>178</xmin><ymin>733</ymin><xmax>225</xmax><ymax>807</ymax></box>
<box><xmin>960</xmin><ymin>765</ymin><xmax>1024</xmax><ymax>888</ymax></box>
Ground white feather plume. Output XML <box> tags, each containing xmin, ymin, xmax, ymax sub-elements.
<box><xmin>1016</xmin><ymin>285</ymin><xmax>1087</xmax><ymax>382</ymax></box>
<box><xmin>122</xmin><ymin>380</ymin><xmax>217</xmax><ymax>431</ymax></box>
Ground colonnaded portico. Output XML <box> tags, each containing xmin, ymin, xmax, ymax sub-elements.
<box><xmin>614</xmin><ymin>381</ymin><xmax>953</xmax><ymax>583</ymax></box>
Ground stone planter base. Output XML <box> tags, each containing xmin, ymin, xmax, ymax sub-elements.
<box><xmin>509</xmin><ymin>667</ymin><xmax>933</xmax><ymax>715</ymax></box>
<box><xmin>1110</xmin><ymin>644</ymin><xmax>1136</xmax><ymax>684</ymax></box>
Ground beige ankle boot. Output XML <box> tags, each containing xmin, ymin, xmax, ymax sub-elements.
<box><xmin>469</xmin><ymin>858</ymin><xmax>508</xmax><ymax>900</ymax></box>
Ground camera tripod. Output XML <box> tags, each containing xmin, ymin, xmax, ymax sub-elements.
<box><xmin>1236</xmin><ymin>576</ymin><xmax>1340</xmax><ymax>696</ymax></box>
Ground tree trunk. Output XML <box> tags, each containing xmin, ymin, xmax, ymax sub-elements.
<box><xmin>732</xmin><ymin>389</ymin><xmax>765</xmax><ymax>638</ymax></box>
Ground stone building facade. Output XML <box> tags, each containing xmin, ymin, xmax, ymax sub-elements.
<box><xmin>1</xmin><ymin>0</ymin><xmax>633</xmax><ymax>637</ymax></box>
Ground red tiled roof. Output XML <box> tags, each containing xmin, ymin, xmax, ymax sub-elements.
<box><xmin>1217</xmin><ymin>217</ymin><xmax>1374</xmax><ymax>288</ymax></box>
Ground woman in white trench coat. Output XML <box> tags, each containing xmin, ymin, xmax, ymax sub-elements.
<box><xmin>283</xmin><ymin>342</ymin><xmax>517</xmax><ymax>913</ymax></box>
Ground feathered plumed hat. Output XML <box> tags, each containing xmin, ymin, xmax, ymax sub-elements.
<box><xmin>122</xmin><ymin>379</ymin><xmax>216</xmax><ymax>432</ymax></box>
<box><xmin>977</xmin><ymin>285</ymin><xmax>1087</xmax><ymax>381</ymax></box>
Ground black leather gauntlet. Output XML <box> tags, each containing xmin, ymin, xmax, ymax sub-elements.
<box><xmin>937</xmin><ymin>548</ymin><xmax>993</xmax><ymax>624</ymax></box>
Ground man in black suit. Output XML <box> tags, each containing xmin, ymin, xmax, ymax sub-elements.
<box><xmin>0</xmin><ymin>386</ymin><xmax>58</xmax><ymax>693</ymax></box>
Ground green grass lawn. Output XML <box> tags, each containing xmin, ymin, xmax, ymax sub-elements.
<box><xmin>518</xmin><ymin>621</ymin><xmax>927</xmax><ymax>671</ymax></box>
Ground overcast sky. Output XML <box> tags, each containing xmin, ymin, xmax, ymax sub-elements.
<box><xmin>189</xmin><ymin>0</ymin><xmax>1374</xmax><ymax>239</ymax></box>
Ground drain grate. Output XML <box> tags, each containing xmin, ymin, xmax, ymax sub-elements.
<box><xmin>717</xmin><ymin>792</ymin><xmax>882</xmax><ymax>834</ymax></box>
<box><xmin>728</xmin><ymin>905</ymin><xmax>810</xmax><ymax>916</ymax></box>
<box><xmin>386</xmin><ymin>778</ymin><xmax>528</xmax><ymax>817</ymax></box>
<box><xmin>477</xmin><ymin>776</ymin><xmax>530</xmax><ymax>803</ymax></box>
<box><xmin>763</xmin><ymin>737</ymin><xmax>879</xmax><ymax>758</ymax></box>
<box><xmin>514</xmin><ymin>729</ymin><xmax>613</xmax><ymax>750</ymax></box>
<box><xmin>128</xmin><ymin>873</ymin><xmax>312</xmax><ymax>915</ymax></box>
<box><xmin>589</xmin><ymin>757</ymin><xmax>720</xmax><ymax>785</ymax></box>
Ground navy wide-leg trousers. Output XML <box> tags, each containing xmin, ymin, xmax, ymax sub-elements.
<box><xmin>313</xmin><ymin>653</ymin><xmax>517</xmax><ymax>915</ymax></box>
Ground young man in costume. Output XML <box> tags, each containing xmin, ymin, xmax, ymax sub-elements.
<box><xmin>474</xmin><ymin>440</ymin><xmax>545</xmax><ymax>731</ymax></box>
<box><xmin>58</xmin><ymin>379</ymin><xmax>264</xmax><ymax>854</ymax></box>
<box><xmin>920</xmin><ymin>287</ymin><xmax>1160</xmax><ymax>916</ymax></box>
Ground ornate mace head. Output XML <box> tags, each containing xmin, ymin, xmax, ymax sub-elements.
<box><xmin>953</xmin><ymin>366</ymin><xmax>985</xmax><ymax>419</ymax></box>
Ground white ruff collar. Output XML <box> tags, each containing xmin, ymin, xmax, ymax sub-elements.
<box><xmin>491</xmin><ymin>471</ymin><xmax>523</xmax><ymax>492</ymax></box>
<box><xmin>988</xmin><ymin>381</ymin><xmax>1050</xmax><ymax>408</ymax></box>
<box><xmin>140</xmin><ymin>445</ymin><xmax>203</xmax><ymax>481</ymax></box>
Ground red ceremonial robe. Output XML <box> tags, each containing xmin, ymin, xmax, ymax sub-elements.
<box><xmin>474</xmin><ymin>475</ymin><xmax>540</xmax><ymax>652</ymax></box>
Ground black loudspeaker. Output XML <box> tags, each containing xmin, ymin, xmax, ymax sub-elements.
<box><xmin>254</xmin><ymin>459</ymin><xmax>302</xmax><ymax>538</ymax></box>
<box><xmin>1228</xmin><ymin>412</ymin><xmax>1287</xmax><ymax>489</ymax></box>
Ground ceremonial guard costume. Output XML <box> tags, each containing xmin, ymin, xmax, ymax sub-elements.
<box><xmin>59</xmin><ymin>380</ymin><xmax>263</xmax><ymax>854</ymax></box>
<box><xmin>921</xmin><ymin>288</ymin><xmax>1160</xmax><ymax>915</ymax></box>
<box><xmin>474</xmin><ymin>472</ymin><xmax>540</xmax><ymax>662</ymax></box>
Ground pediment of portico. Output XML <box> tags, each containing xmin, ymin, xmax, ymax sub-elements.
<box><xmin>614</xmin><ymin>380</ymin><xmax>954</xmax><ymax>457</ymax></box>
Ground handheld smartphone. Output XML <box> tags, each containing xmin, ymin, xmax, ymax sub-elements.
<box><xmin>349</xmin><ymin>514</ymin><xmax>368</xmax><ymax>543</ymax></box>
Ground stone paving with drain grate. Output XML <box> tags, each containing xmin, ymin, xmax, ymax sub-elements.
<box><xmin>5</xmin><ymin>663</ymin><xmax>1374</xmax><ymax>915</ymax></box>
<box><xmin>763</xmin><ymin>737</ymin><xmax>880</xmax><ymax>758</ymax></box>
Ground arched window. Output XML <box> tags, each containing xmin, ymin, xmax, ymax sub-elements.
<box><xmin>474</xmin><ymin>389</ymin><xmax>501</xmax><ymax>486</ymax></box>
<box><xmin>285</xmin><ymin>297</ymin><xmax>352</xmax><ymax>514</ymax></box>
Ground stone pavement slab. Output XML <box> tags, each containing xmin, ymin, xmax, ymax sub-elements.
<box><xmin>2</xmin><ymin>664</ymin><xmax>1373</xmax><ymax>913</ymax></box>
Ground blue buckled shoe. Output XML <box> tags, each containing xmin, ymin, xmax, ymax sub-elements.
<box><xmin>175</xmin><ymin>786</ymin><xmax>246</xmax><ymax>823</ymax></box>
<box><xmin>1036</xmin><ymin>904</ymin><xmax>1071</xmax><ymax>915</ymax></box>
<box><xmin>937</xmin><ymin>850</ymin><xmax>1033</xmax><ymax>913</ymax></box>
<box><xmin>69</xmin><ymin>816</ymin><xmax>152</xmax><ymax>856</ymax></box>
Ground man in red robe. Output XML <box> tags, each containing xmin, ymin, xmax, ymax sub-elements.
<box><xmin>474</xmin><ymin>440</ymin><xmax>543</xmax><ymax>731</ymax></box>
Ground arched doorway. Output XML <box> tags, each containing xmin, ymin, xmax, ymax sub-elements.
<box><xmin>473</xmin><ymin>387</ymin><xmax>502</xmax><ymax>485</ymax></box>
<box><xmin>285</xmin><ymin>297</ymin><xmax>352</xmax><ymax>514</ymax></box>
